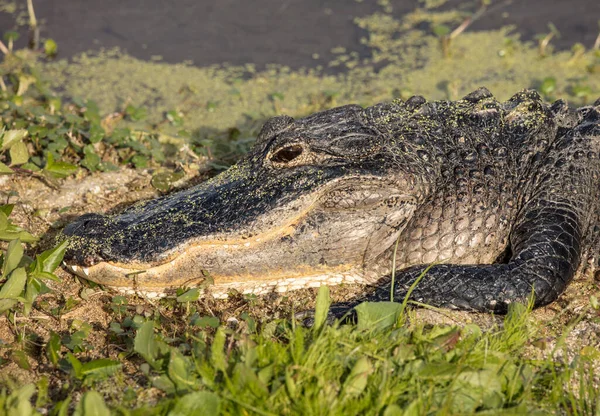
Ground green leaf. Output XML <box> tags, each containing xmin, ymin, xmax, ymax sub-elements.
<box><xmin>88</xmin><ymin>124</ymin><xmax>104</xmax><ymax>143</ymax></box>
<box><xmin>1</xmin><ymin>129</ymin><xmax>28</xmax><ymax>150</ymax></box>
<box><xmin>591</xmin><ymin>295</ymin><xmax>599</xmax><ymax>310</ymax></box>
<box><xmin>453</xmin><ymin>369</ymin><xmax>504</xmax><ymax>411</ymax></box>
<box><xmin>44</xmin><ymin>39</ymin><xmax>58</xmax><ymax>56</ymax></box>
<box><xmin>0</xmin><ymin>211</ymin><xmax>7</xmax><ymax>231</ymax></box>
<box><xmin>313</xmin><ymin>285</ymin><xmax>331</xmax><ymax>333</ymax></box>
<box><xmin>81</xmin><ymin>358</ymin><xmax>121</xmax><ymax>380</ymax></box>
<box><xmin>0</xmin><ymin>298</ymin><xmax>17</xmax><ymax>313</ymax></box>
<box><xmin>0</xmin><ymin>205</ymin><xmax>14</xmax><ymax>217</ymax></box>
<box><xmin>539</xmin><ymin>77</ymin><xmax>557</xmax><ymax>97</ymax></box>
<box><xmin>0</xmin><ymin>383</ymin><xmax>39</xmax><ymax>416</ymax></box>
<box><xmin>433</xmin><ymin>24</ymin><xmax>451</xmax><ymax>37</ymax></box>
<box><xmin>166</xmin><ymin>110</ymin><xmax>184</xmax><ymax>127</ymax></box>
<box><xmin>176</xmin><ymin>287</ymin><xmax>199</xmax><ymax>303</ymax></box>
<box><xmin>32</xmin><ymin>239</ymin><xmax>69</xmax><ymax>274</ymax></box>
<box><xmin>64</xmin><ymin>114</ymin><xmax>84</xmax><ymax>125</ymax></box>
<box><xmin>170</xmin><ymin>392</ymin><xmax>221</xmax><ymax>416</ymax></box>
<box><xmin>572</xmin><ymin>84</ymin><xmax>593</xmax><ymax>99</ymax></box>
<box><xmin>270</xmin><ymin>92</ymin><xmax>285</xmax><ymax>101</ymax></box>
<box><xmin>211</xmin><ymin>327</ymin><xmax>227</xmax><ymax>372</ymax></box>
<box><xmin>0</xmin><ymin>228</ymin><xmax>37</xmax><ymax>243</ymax></box>
<box><xmin>285</xmin><ymin>368</ymin><xmax>297</xmax><ymax>396</ymax></box>
<box><xmin>355</xmin><ymin>302</ymin><xmax>402</xmax><ymax>332</ymax></box>
<box><xmin>10</xmin><ymin>349</ymin><xmax>30</xmax><ymax>369</ymax></box>
<box><xmin>131</xmin><ymin>154</ymin><xmax>148</xmax><ymax>168</ymax></box>
<box><xmin>134</xmin><ymin>321</ymin><xmax>159</xmax><ymax>367</ymax></box>
<box><xmin>44</xmin><ymin>152</ymin><xmax>78</xmax><ymax>178</ymax></box>
<box><xmin>81</xmin><ymin>145</ymin><xmax>100</xmax><ymax>172</ymax></box>
<box><xmin>167</xmin><ymin>349</ymin><xmax>195</xmax><ymax>392</ymax></box>
<box><xmin>0</xmin><ymin>206</ymin><xmax>36</xmax><ymax>242</ymax></box>
<box><xmin>9</xmin><ymin>140</ymin><xmax>29</xmax><ymax>165</ymax></box>
<box><xmin>2</xmin><ymin>239</ymin><xmax>24</xmax><ymax>276</ymax></box>
<box><xmin>125</xmin><ymin>105</ymin><xmax>147</xmax><ymax>121</ymax></box>
<box><xmin>383</xmin><ymin>404</ymin><xmax>404</xmax><ymax>416</ymax></box>
<box><xmin>343</xmin><ymin>356</ymin><xmax>372</xmax><ymax>396</ymax></box>
<box><xmin>10</xmin><ymin>384</ymin><xmax>36</xmax><ymax>415</ymax></box>
<box><xmin>192</xmin><ymin>315</ymin><xmax>220</xmax><ymax>328</ymax></box>
<box><xmin>0</xmin><ymin>162</ymin><xmax>13</xmax><ymax>174</ymax></box>
<box><xmin>74</xmin><ymin>391</ymin><xmax>111</xmax><ymax>416</ymax></box>
<box><xmin>206</xmin><ymin>101</ymin><xmax>218</xmax><ymax>112</ymax></box>
<box><xmin>23</xmin><ymin>276</ymin><xmax>40</xmax><ymax>316</ymax></box>
<box><xmin>66</xmin><ymin>352</ymin><xmax>83</xmax><ymax>379</ymax></box>
<box><xmin>3</xmin><ymin>31</ymin><xmax>20</xmax><ymax>42</ymax></box>
<box><xmin>48</xmin><ymin>97</ymin><xmax>62</xmax><ymax>112</ymax></box>
<box><xmin>46</xmin><ymin>331</ymin><xmax>61</xmax><ymax>366</ymax></box>
<box><xmin>54</xmin><ymin>397</ymin><xmax>72</xmax><ymax>416</ymax></box>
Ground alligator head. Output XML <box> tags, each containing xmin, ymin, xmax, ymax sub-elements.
<box><xmin>62</xmin><ymin>101</ymin><xmax>437</xmax><ymax>295</ymax></box>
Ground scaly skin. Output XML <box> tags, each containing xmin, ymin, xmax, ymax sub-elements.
<box><xmin>61</xmin><ymin>88</ymin><xmax>600</xmax><ymax>314</ymax></box>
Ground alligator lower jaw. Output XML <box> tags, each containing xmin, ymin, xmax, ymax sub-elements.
<box><xmin>63</xmin><ymin>261</ymin><xmax>376</xmax><ymax>299</ymax></box>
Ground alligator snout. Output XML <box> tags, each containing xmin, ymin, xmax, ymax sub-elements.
<box><xmin>62</xmin><ymin>213</ymin><xmax>114</xmax><ymax>267</ymax></box>
<box><xmin>63</xmin><ymin>213</ymin><xmax>109</xmax><ymax>237</ymax></box>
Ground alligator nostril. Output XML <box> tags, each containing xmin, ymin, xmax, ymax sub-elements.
<box><xmin>271</xmin><ymin>144</ymin><xmax>304</xmax><ymax>164</ymax></box>
<box><xmin>62</xmin><ymin>221</ymin><xmax>82</xmax><ymax>236</ymax></box>
<box><xmin>63</xmin><ymin>213</ymin><xmax>107</xmax><ymax>236</ymax></box>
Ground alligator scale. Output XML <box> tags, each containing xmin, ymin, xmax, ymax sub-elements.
<box><xmin>62</xmin><ymin>88</ymin><xmax>600</xmax><ymax>314</ymax></box>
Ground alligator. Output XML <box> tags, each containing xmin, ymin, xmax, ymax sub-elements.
<box><xmin>61</xmin><ymin>88</ymin><xmax>600</xmax><ymax>316</ymax></box>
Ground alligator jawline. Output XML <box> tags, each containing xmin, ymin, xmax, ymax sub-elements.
<box><xmin>65</xmin><ymin>184</ymin><xmax>413</xmax><ymax>293</ymax></box>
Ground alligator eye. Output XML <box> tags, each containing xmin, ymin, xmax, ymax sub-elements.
<box><xmin>271</xmin><ymin>145</ymin><xmax>303</xmax><ymax>164</ymax></box>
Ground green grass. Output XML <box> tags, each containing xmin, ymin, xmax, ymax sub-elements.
<box><xmin>1</xmin><ymin>288</ymin><xmax>599</xmax><ymax>415</ymax></box>
<box><xmin>123</xmin><ymin>293</ymin><xmax>597</xmax><ymax>415</ymax></box>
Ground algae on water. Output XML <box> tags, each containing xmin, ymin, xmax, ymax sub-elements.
<box><xmin>38</xmin><ymin>6</ymin><xmax>600</xmax><ymax>138</ymax></box>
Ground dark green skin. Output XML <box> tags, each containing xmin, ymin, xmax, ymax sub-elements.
<box><xmin>62</xmin><ymin>88</ymin><xmax>600</xmax><ymax>316</ymax></box>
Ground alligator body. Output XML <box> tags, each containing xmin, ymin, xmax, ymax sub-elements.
<box><xmin>62</xmin><ymin>88</ymin><xmax>600</xmax><ymax>314</ymax></box>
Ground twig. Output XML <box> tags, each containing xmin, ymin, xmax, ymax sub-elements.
<box><xmin>27</xmin><ymin>0</ymin><xmax>39</xmax><ymax>50</ymax></box>
<box><xmin>14</xmin><ymin>315</ymin><xmax>51</xmax><ymax>321</ymax></box>
<box><xmin>440</xmin><ymin>0</ymin><xmax>508</xmax><ymax>57</ymax></box>
<box><xmin>594</xmin><ymin>31</ymin><xmax>600</xmax><ymax>50</ymax></box>
<box><xmin>539</xmin><ymin>33</ymin><xmax>555</xmax><ymax>56</ymax></box>
<box><xmin>390</xmin><ymin>235</ymin><xmax>401</xmax><ymax>302</ymax></box>
<box><xmin>449</xmin><ymin>0</ymin><xmax>491</xmax><ymax>40</ymax></box>
<box><xmin>539</xmin><ymin>22</ymin><xmax>561</xmax><ymax>57</ymax></box>
<box><xmin>0</xmin><ymin>77</ymin><xmax>7</xmax><ymax>92</ymax></box>
<box><xmin>27</xmin><ymin>0</ymin><xmax>37</xmax><ymax>28</ymax></box>
<box><xmin>0</xmin><ymin>40</ymin><xmax>8</xmax><ymax>55</ymax></box>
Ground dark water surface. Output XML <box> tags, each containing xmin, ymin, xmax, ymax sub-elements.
<box><xmin>1</xmin><ymin>0</ymin><xmax>599</xmax><ymax>69</ymax></box>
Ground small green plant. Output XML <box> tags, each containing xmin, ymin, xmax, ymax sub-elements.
<box><xmin>64</xmin><ymin>353</ymin><xmax>122</xmax><ymax>386</ymax></box>
<box><xmin>0</xmin><ymin>208</ymin><xmax>66</xmax><ymax>316</ymax></box>
<box><xmin>120</xmin><ymin>290</ymin><xmax>599</xmax><ymax>414</ymax></box>
<box><xmin>538</xmin><ymin>76</ymin><xmax>557</xmax><ymax>100</ymax></box>
<box><xmin>0</xmin><ymin>383</ymin><xmax>39</xmax><ymax>416</ymax></box>
<box><xmin>570</xmin><ymin>83</ymin><xmax>594</xmax><ymax>104</ymax></box>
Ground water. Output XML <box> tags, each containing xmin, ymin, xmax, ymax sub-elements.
<box><xmin>0</xmin><ymin>0</ymin><xmax>599</xmax><ymax>70</ymax></box>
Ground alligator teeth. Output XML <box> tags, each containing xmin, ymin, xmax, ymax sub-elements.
<box><xmin>63</xmin><ymin>263</ymin><xmax>89</xmax><ymax>278</ymax></box>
